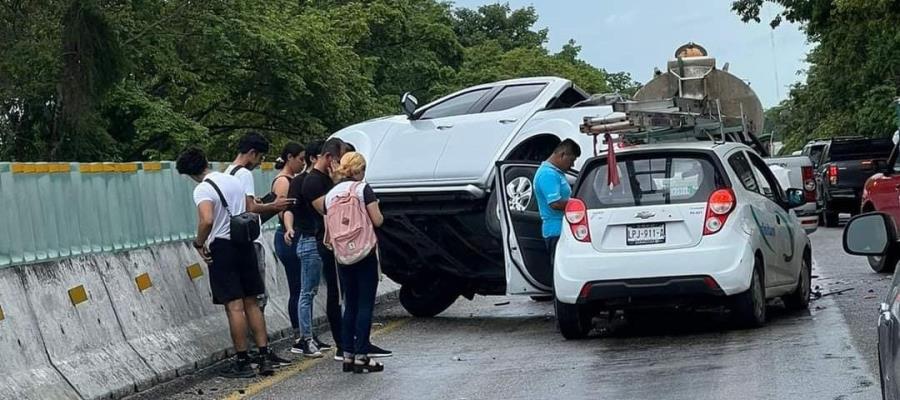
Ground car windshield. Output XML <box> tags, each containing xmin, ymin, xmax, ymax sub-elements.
<box><xmin>829</xmin><ymin>139</ymin><xmax>893</xmax><ymax>161</ymax></box>
<box><xmin>576</xmin><ymin>153</ymin><xmax>722</xmax><ymax>209</ymax></box>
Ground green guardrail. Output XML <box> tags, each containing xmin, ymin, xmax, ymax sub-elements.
<box><xmin>0</xmin><ymin>161</ymin><xmax>281</xmax><ymax>269</ymax></box>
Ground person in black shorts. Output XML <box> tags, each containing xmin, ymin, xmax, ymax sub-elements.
<box><xmin>302</xmin><ymin>138</ymin><xmax>392</xmax><ymax>360</ymax></box>
<box><xmin>176</xmin><ymin>147</ymin><xmax>274</xmax><ymax>379</ymax></box>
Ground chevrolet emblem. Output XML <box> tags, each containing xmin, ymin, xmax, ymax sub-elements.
<box><xmin>635</xmin><ymin>211</ymin><xmax>656</xmax><ymax>219</ymax></box>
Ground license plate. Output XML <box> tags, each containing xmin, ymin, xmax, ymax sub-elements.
<box><xmin>626</xmin><ymin>223</ymin><xmax>666</xmax><ymax>246</ymax></box>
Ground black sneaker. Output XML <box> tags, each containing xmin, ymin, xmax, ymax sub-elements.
<box><xmin>314</xmin><ymin>337</ymin><xmax>333</xmax><ymax>351</ymax></box>
<box><xmin>220</xmin><ymin>359</ymin><xmax>256</xmax><ymax>379</ymax></box>
<box><xmin>333</xmin><ymin>350</ymin><xmax>344</xmax><ymax>362</ymax></box>
<box><xmin>367</xmin><ymin>343</ymin><xmax>392</xmax><ymax>358</ymax></box>
<box><xmin>257</xmin><ymin>355</ymin><xmax>275</xmax><ymax>376</ymax></box>
<box><xmin>262</xmin><ymin>352</ymin><xmax>292</xmax><ymax>369</ymax></box>
<box><xmin>292</xmin><ymin>338</ymin><xmax>323</xmax><ymax>358</ymax></box>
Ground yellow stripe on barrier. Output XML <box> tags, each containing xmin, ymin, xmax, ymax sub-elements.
<box><xmin>260</xmin><ymin>162</ymin><xmax>275</xmax><ymax>171</ymax></box>
<box><xmin>186</xmin><ymin>263</ymin><xmax>204</xmax><ymax>280</ymax></box>
<box><xmin>33</xmin><ymin>164</ymin><xmax>49</xmax><ymax>173</ymax></box>
<box><xmin>116</xmin><ymin>163</ymin><xmax>138</xmax><ymax>173</ymax></box>
<box><xmin>68</xmin><ymin>285</ymin><xmax>89</xmax><ymax>306</ymax></box>
<box><xmin>135</xmin><ymin>273</ymin><xmax>153</xmax><ymax>292</ymax></box>
<box><xmin>102</xmin><ymin>164</ymin><xmax>116</xmax><ymax>173</ymax></box>
<box><xmin>143</xmin><ymin>162</ymin><xmax>162</xmax><ymax>172</ymax></box>
<box><xmin>0</xmin><ymin>305</ymin><xmax>4</xmax><ymax>321</ymax></box>
<box><xmin>10</xmin><ymin>163</ymin><xmax>27</xmax><ymax>174</ymax></box>
<box><xmin>51</xmin><ymin>163</ymin><xmax>70</xmax><ymax>173</ymax></box>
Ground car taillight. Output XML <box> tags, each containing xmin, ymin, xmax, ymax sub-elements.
<box><xmin>802</xmin><ymin>166</ymin><xmax>816</xmax><ymax>202</ymax></box>
<box><xmin>828</xmin><ymin>165</ymin><xmax>838</xmax><ymax>185</ymax></box>
<box><xmin>704</xmin><ymin>188</ymin><xmax>736</xmax><ymax>236</ymax></box>
<box><xmin>565</xmin><ymin>198</ymin><xmax>591</xmax><ymax>242</ymax></box>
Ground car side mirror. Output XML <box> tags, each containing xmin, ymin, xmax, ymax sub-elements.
<box><xmin>843</xmin><ymin>212</ymin><xmax>897</xmax><ymax>256</ymax></box>
<box><xmin>401</xmin><ymin>92</ymin><xmax>418</xmax><ymax>119</ymax></box>
<box><xmin>785</xmin><ymin>188</ymin><xmax>805</xmax><ymax>209</ymax></box>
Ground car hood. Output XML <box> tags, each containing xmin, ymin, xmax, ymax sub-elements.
<box><xmin>329</xmin><ymin>115</ymin><xmax>407</xmax><ymax>185</ymax></box>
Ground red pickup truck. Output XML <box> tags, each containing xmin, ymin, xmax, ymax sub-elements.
<box><xmin>860</xmin><ymin>132</ymin><xmax>900</xmax><ymax>272</ymax></box>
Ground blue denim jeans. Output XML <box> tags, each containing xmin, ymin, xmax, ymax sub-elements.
<box><xmin>274</xmin><ymin>227</ymin><xmax>301</xmax><ymax>333</ymax></box>
<box><xmin>296</xmin><ymin>235</ymin><xmax>323</xmax><ymax>338</ymax></box>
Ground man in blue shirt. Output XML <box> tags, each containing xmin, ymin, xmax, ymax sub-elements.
<box><xmin>534</xmin><ymin>139</ymin><xmax>582</xmax><ymax>264</ymax></box>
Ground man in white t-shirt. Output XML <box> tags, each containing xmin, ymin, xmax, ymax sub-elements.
<box><xmin>176</xmin><ymin>147</ymin><xmax>277</xmax><ymax>378</ymax></box>
<box><xmin>224</xmin><ymin>133</ymin><xmax>292</xmax><ymax>312</ymax></box>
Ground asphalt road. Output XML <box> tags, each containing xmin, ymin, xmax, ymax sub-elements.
<box><xmin>137</xmin><ymin>226</ymin><xmax>887</xmax><ymax>400</ymax></box>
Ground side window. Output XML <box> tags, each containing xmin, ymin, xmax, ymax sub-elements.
<box><xmin>482</xmin><ymin>84</ymin><xmax>546</xmax><ymax>113</ymax></box>
<box><xmin>419</xmin><ymin>88</ymin><xmax>490</xmax><ymax>120</ymax></box>
<box><xmin>747</xmin><ymin>152</ymin><xmax>783</xmax><ymax>203</ymax></box>
<box><xmin>727</xmin><ymin>152</ymin><xmax>759</xmax><ymax>194</ymax></box>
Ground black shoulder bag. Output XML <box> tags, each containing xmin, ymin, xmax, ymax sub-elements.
<box><xmin>205</xmin><ymin>178</ymin><xmax>261</xmax><ymax>244</ymax></box>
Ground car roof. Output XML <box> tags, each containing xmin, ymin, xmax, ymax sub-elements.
<box><xmin>465</xmin><ymin>76</ymin><xmax>569</xmax><ymax>91</ymax></box>
<box><xmin>613</xmin><ymin>141</ymin><xmax>748</xmax><ymax>155</ymax></box>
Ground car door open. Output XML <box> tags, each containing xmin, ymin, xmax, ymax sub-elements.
<box><xmin>495</xmin><ymin>161</ymin><xmax>570</xmax><ymax>294</ymax></box>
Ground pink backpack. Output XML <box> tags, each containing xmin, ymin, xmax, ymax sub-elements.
<box><xmin>325</xmin><ymin>182</ymin><xmax>377</xmax><ymax>265</ymax></box>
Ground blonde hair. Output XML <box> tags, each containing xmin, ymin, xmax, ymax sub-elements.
<box><xmin>333</xmin><ymin>151</ymin><xmax>366</xmax><ymax>181</ymax></box>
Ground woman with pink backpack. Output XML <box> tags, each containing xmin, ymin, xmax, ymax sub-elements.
<box><xmin>324</xmin><ymin>151</ymin><xmax>385</xmax><ymax>373</ymax></box>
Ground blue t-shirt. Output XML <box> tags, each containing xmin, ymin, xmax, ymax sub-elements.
<box><xmin>534</xmin><ymin>161</ymin><xmax>571</xmax><ymax>238</ymax></box>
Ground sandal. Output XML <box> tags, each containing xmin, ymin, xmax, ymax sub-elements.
<box><xmin>353</xmin><ymin>356</ymin><xmax>384</xmax><ymax>373</ymax></box>
<box><xmin>342</xmin><ymin>353</ymin><xmax>355</xmax><ymax>373</ymax></box>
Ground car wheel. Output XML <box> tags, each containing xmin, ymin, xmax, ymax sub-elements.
<box><xmin>783</xmin><ymin>256</ymin><xmax>811</xmax><ymax>310</ymax></box>
<box><xmin>868</xmin><ymin>250</ymin><xmax>899</xmax><ymax>273</ymax></box>
<box><xmin>732</xmin><ymin>263</ymin><xmax>766</xmax><ymax>328</ymax></box>
<box><xmin>823</xmin><ymin>203</ymin><xmax>840</xmax><ymax>227</ymax></box>
<box><xmin>555</xmin><ymin>297</ymin><xmax>591</xmax><ymax>340</ymax></box>
<box><xmin>399</xmin><ymin>278</ymin><xmax>460</xmax><ymax>318</ymax></box>
<box><xmin>485</xmin><ymin>185</ymin><xmax>502</xmax><ymax>239</ymax></box>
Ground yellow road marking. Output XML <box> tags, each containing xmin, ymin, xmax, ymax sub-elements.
<box><xmin>222</xmin><ymin>318</ymin><xmax>409</xmax><ymax>400</ymax></box>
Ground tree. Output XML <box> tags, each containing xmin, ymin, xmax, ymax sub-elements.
<box><xmin>732</xmin><ymin>0</ymin><xmax>900</xmax><ymax>151</ymax></box>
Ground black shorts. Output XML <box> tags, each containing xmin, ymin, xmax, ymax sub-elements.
<box><xmin>209</xmin><ymin>239</ymin><xmax>265</xmax><ymax>305</ymax></box>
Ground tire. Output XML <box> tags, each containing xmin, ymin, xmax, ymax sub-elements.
<box><xmin>783</xmin><ymin>256</ymin><xmax>811</xmax><ymax>310</ymax></box>
<box><xmin>868</xmin><ymin>250</ymin><xmax>899</xmax><ymax>273</ymax></box>
<box><xmin>823</xmin><ymin>202</ymin><xmax>840</xmax><ymax>227</ymax></box>
<box><xmin>555</xmin><ymin>298</ymin><xmax>592</xmax><ymax>340</ymax></box>
<box><xmin>399</xmin><ymin>279</ymin><xmax>460</xmax><ymax>318</ymax></box>
<box><xmin>530</xmin><ymin>295</ymin><xmax>554</xmax><ymax>302</ymax></box>
<box><xmin>732</xmin><ymin>263</ymin><xmax>766</xmax><ymax>328</ymax></box>
<box><xmin>485</xmin><ymin>186</ymin><xmax>502</xmax><ymax>239</ymax></box>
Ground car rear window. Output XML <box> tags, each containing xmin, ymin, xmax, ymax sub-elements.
<box><xmin>576</xmin><ymin>153</ymin><xmax>723</xmax><ymax>209</ymax></box>
<box><xmin>829</xmin><ymin>139</ymin><xmax>893</xmax><ymax>161</ymax></box>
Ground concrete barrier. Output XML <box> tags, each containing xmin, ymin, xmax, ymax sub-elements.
<box><xmin>0</xmin><ymin>268</ymin><xmax>80</xmax><ymax>400</ymax></box>
<box><xmin>19</xmin><ymin>256</ymin><xmax>157</xmax><ymax>400</ymax></box>
<box><xmin>98</xmin><ymin>245</ymin><xmax>234</xmax><ymax>383</ymax></box>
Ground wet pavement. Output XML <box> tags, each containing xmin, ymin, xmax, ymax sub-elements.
<box><xmin>136</xmin><ymin>227</ymin><xmax>885</xmax><ymax>400</ymax></box>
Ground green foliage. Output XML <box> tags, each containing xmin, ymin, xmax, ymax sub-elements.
<box><xmin>0</xmin><ymin>0</ymin><xmax>637</xmax><ymax>161</ymax></box>
<box><xmin>734</xmin><ymin>0</ymin><xmax>900</xmax><ymax>152</ymax></box>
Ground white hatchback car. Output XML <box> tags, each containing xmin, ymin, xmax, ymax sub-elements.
<box><xmin>495</xmin><ymin>142</ymin><xmax>813</xmax><ymax>339</ymax></box>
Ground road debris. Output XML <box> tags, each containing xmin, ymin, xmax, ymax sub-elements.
<box><xmin>494</xmin><ymin>301</ymin><xmax>510</xmax><ymax>306</ymax></box>
<box><xmin>821</xmin><ymin>288</ymin><xmax>854</xmax><ymax>297</ymax></box>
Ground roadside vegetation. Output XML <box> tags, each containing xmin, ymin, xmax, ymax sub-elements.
<box><xmin>0</xmin><ymin>1</ymin><xmax>639</xmax><ymax>162</ymax></box>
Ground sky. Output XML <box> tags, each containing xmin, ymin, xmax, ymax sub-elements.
<box><xmin>451</xmin><ymin>0</ymin><xmax>811</xmax><ymax>108</ymax></box>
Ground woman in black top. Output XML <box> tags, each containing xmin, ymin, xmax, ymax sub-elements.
<box><xmin>271</xmin><ymin>143</ymin><xmax>305</xmax><ymax>338</ymax></box>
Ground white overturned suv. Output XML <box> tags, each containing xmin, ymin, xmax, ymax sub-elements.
<box><xmin>494</xmin><ymin>142</ymin><xmax>812</xmax><ymax>339</ymax></box>
<box><xmin>331</xmin><ymin>77</ymin><xmax>612</xmax><ymax>317</ymax></box>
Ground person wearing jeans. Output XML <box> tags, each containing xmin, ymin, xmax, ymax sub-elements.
<box><xmin>272</xmin><ymin>143</ymin><xmax>305</xmax><ymax>338</ymax></box>
<box><xmin>294</xmin><ymin>234</ymin><xmax>324</xmax><ymax>357</ymax></box>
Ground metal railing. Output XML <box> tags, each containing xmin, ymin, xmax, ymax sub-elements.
<box><xmin>0</xmin><ymin>161</ymin><xmax>281</xmax><ymax>269</ymax></box>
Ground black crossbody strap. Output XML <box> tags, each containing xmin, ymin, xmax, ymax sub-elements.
<box><xmin>229</xmin><ymin>165</ymin><xmax>244</xmax><ymax>176</ymax></box>
<box><xmin>204</xmin><ymin>178</ymin><xmax>233</xmax><ymax>216</ymax></box>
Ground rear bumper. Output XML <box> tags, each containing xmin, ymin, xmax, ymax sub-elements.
<box><xmin>554</xmin><ymin>228</ymin><xmax>756</xmax><ymax>305</ymax></box>
<box><xmin>576</xmin><ymin>275</ymin><xmax>726</xmax><ymax>306</ymax></box>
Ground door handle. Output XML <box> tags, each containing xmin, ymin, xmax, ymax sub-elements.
<box><xmin>499</xmin><ymin>119</ymin><xmax>518</xmax><ymax>124</ymax></box>
<box><xmin>894</xmin><ymin>183</ymin><xmax>900</xmax><ymax>189</ymax></box>
<box><xmin>436</xmin><ymin>125</ymin><xmax>454</xmax><ymax>131</ymax></box>
<box><xmin>776</xmin><ymin>215</ymin><xmax>782</xmax><ymax>224</ymax></box>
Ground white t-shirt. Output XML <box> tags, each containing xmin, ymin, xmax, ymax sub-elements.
<box><xmin>224</xmin><ymin>164</ymin><xmax>263</xmax><ymax>245</ymax></box>
<box><xmin>193</xmin><ymin>172</ymin><xmax>247</xmax><ymax>245</ymax></box>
